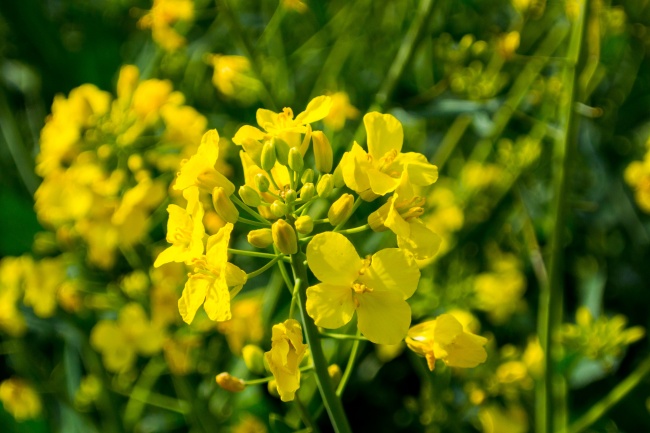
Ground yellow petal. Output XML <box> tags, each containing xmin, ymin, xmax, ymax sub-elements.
<box><xmin>295</xmin><ymin>95</ymin><xmax>332</xmax><ymax>125</ymax></box>
<box><xmin>356</xmin><ymin>290</ymin><xmax>411</xmax><ymax>345</ymax></box>
<box><xmin>340</xmin><ymin>143</ymin><xmax>372</xmax><ymax>198</ymax></box>
<box><xmin>306</xmin><ymin>232</ymin><xmax>362</xmax><ymax>286</ymax></box>
<box><xmin>366</xmin><ymin>167</ymin><xmax>400</xmax><ymax>196</ymax></box>
<box><xmin>306</xmin><ymin>283</ymin><xmax>355</xmax><ymax>329</ymax></box>
<box><xmin>178</xmin><ymin>276</ymin><xmax>210</xmax><ymax>324</ymax></box>
<box><xmin>364</xmin><ymin>112</ymin><xmax>403</xmax><ymax>160</ymax></box>
<box><xmin>233</xmin><ymin>125</ymin><xmax>266</xmax><ymax>146</ymax></box>
<box><xmin>361</xmin><ymin>248</ymin><xmax>420</xmax><ymax>299</ymax></box>
<box><xmin>440</xmin><ymin>332</ymin><xmax>488</xmax><ymax>368</ymax></box>
<box><xmin>398</xmin><ymin>153</ymin><xmax>439</xmax><ymax>186</ymax></box>
<box><xmin>396</xmin><ymin>219</ymin><xmax>442</xmax><ymax>260</ymax></box>
<box><xmin>203</xmin><ymin>273</ymin><xmax>232</xmax><ymax>322</ymax></box>
<box><xmin>432</xmin><ymin>314</ymin><xmax>463</xmax><ymax>346</ymax></box>
<box><xmin>256</xmin><ymin>109</ymin><xmax>278</xmax><ymax>130</ymax></box>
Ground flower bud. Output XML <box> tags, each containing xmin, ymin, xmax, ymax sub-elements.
<box><xmin>317</xmin><ymin>174</ymin><xmax>333</xmax><ymax>198</ymax></box>
<box><xmin>272</xmin><ymin>219</ymin><xmax>298</xmax><ymax>255</ymax></box>
<box><xmin>367</xmin><ymin>209</ymin><xmax>389</xmax><ymax>232</ymax></box>
<box><xmin>295</xmin><ymin>215</ymin><xmax>314</xmax><ymax>234</ymax></box>
<box><xmin>255</xmin><ymin>173</ymin><xmax>270</xmax><ymax>193</ymax></box>
<box><xmin>284</xmin><ymin>189</ymin><xmax>297</xmax><ymax>204</ymax></box>
<box><xmin>288</xmin><ymin>147</ymin><xmax>304</xmax><ymax>173</ymax></box>
<box><xmin>328</xmin><ymin>193</ymin><xmax>354</xmax><ymax>226</ymax></box>
<box><xmin>242</xmin><ymin>345</ymin><xmax>266</xmax><ymax>375</ymax></box>
<box><xmin>271</xmin><ymin>200</ymin><xmax>287</xmax><ymax>218</ymax></box>
<box><xmin>247</xmin><ymin>228</ymin><xmax>273</xmax><ymax>248</ymax></box>
<box><xmin>239</xmin><ymin>185</ymin><xmax>262</xmax><ymax>207</ymax></box>
<box><xmin>301</xmin><ymin>169</ymin><xmax>315</xmax><ymax>184</ymax></box>
<box><xmin>216</xmin><ymin>372</ymin><xmax>246</xmax><ymax>392</ymax></box>
<box><xmin>261</xmin><ymin>141</ymin><xmax>276</xmax><ymax>171</ymax></box>
<box><xmin>328</xmin><ymin>364</ymin><xmax>342</xmax><ymax>388</ymax></box>
<box><xmin>267</xmin><ymin>379</ymin><xmax>280</xmax><ymax>398</ymax></box>
<box><xmin>312</xmin><ymin>131</ymin><xmax>333</xmax><ymax>173</ymax></box>
<box><xmin>332</xmin><ymin>163</ymin><xmax>345</xmax><ymax>188</ymax></box>
<box><xmin>300</xmin><ymin>183</ymin><xmax>315</xmax><ymax>202</ymax></box>
<box><xmin>212</xmin><ymin>187</ymin><xmax>239</xmax><ymax>224</ymax></box>
<box><xmin>273</xmin><ymin>137</ymin><xmax>291</xmax><ymax>166</ymax></box>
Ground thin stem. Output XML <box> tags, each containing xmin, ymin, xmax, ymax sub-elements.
<box><xmin>289</xmin><ymin>278</ymin><xmax>301</xmax><ymax>319</ymax></box>
<box><xmin>228</xmin><ymin>248</ymin><xmax>288</xmax><ymax>261</ymax></box>
<box><xmin>237</xmin><ymin>217</ymin><xmax>271</xmax><ymax>227</ymax></box>
<box><xmin>320</xmin><ymin>332</ymin><xmax>368</xmax><ymax>342</ymax></box>
<box><xmin>246</xmin><ymin>255</ymin><xmax>284</xmax><ymax>279</ymax></box>
<box><xmin>336</xmin><ymin>331</ymin><xmax>362</xmax><ymax>397</ymax></box>
<box><xmin>564</xmin><ymin>356</ymin><xmax>650</xmax><ymax>433</ymax></box>
<box><xmin>291</xmin><ymin>252</ymin><xmax>352</xmax><ymax>433</ymax></box>
<box><xmin>244</xmin><ymin>365</ymin><xmax>314</xmax><ymax>386</ymax></box>
<box><xmin>337</xmin><ymin>224</ymin><xmax>370</xmax><ymax>235</ymax></box>
<box><xmin>295</xmin><ymin>394</ymin><xmax>321</xmax><ymax>433</ymax></box>
<box><xmin>231</xmin><ymin>195</ymin><xmax>270</xmax><ymax>224</ymax></box>
<box><xmin>275</xmin><ymin>247</ymin><xmax>296</xmax><ymax>295</ymax></box>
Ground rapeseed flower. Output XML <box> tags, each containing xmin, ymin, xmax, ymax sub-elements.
<box><xmin>306</xmin><ymin>232</ymin><xmax>420</xmax><ymax>345</ymax></box>
<box><xmin>264</xmin><ymin>319</ymin><xmax>308</xmax><ymax>402</ymax></box>
<box><xmin>138</xmin><ymin>0</ymin><xmax>194</xmax><ymax>51</ymax></box>
<box><xmin>0</xmin><ymin>378</ymin><xmax>42</xmax><ymax>421</ymax></box>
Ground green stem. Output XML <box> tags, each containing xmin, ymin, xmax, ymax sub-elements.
<box><xmin>228</xmin><ymin>248</ymin><xmax>289</xmax><ymax>261</ymax></box>
<box><xmin>231</xmin><ymin>195</ymin><xmax>270</xmax><ymax>224</ymax></box>
<box><xmin>337</xmin><ymin>224</ymin><xmax>370</xmax><ymax>235</ymax></box>
<box><xmin>564</xmin><ymin>356</ymin><xmax>650</xmax><ymax>433</ymax></box>
<box><xmin>291</xmin><ymin>252</ymin><xmax>352</xmax><ymax>433</ymax></box>
<box><xmin>289</xmin><ymin>278</ymin><xmax>301</xmax><ymax>319</ymax></box>
<box><xmin>320</xmin><ymin>332</ymin><xmax>368</xmax><ymax>342</ymax></box>
<box><xmin>246</xmin><ymin>255</ymin><xmax>285</xmax><ymax>279</ymax></box>
<box><xmin>238</xmin><ymin>217</ymin><xmax>271</xmax><ymax>227</ymax></box>
<box><xmin>336</xmin><ymin>332</ymin><xmax>362</xmax><ymax>397</ymax></box>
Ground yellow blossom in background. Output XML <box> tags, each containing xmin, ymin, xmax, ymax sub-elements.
<box><xmin>624</xmin><ymin>147</ymin><xmax>650</xmax><ymax>213</ymax></box>
<box><xmin>231</xmin><ymin>415</ymin><xmax>268</xmax><ymax>433</ymax></box>
<box><xmin>306</xmin><ymin>231</ymin><xmax>420</xmax><ymax>344</ymax></box>
<box><xmin>177</xmin><ymin>223</ymin><xmax>247</xmax><ymax>324</ymax></box>
<box><xmin>282</xmin><ymin>0</ymin><xmax>308</xmax><ymax>13</ymax></box>
<box><xmin>264</xmin><ymin>319</ymin><xmax>308</xmax><ymax>402</ymax></box>
<box><xmin>90</xmin><ymin>303</ymin><xmax>165</xmax><ymax>372</ymax></box>
<box><xmin>0</xmin><ymin>378</ymin><xmax>42</xmax><ymax>421</ymax></box>
<box><xmin>23</xmin><ymin>256</ymin><xmax>67</xmax><ymax>318</ymax></box>
<box><xmin>163</xmin><ymin>334</ymin><xmax>201</xmax><ymax>375</ymax></box>
<box><xmin>217</xmin><ymin>295</ymin><xmax>265</xmax><ymax>355</ymax></box>
<box><xmin>138</xmin><ymin>0</ymin><xmax>194</xmax><ymax>51</ymax></box>
<box><xmin>323</xmin><ymin>92</ymin><xmax>359</xmax><ymax>131</ymax></box>
<box><xmin>478</xmin><ymin>404</ymin><xmax>528</xmax><ymax>433</ymax></box>
<box><xmin>340</xmin><ymin>112</ymin><xmax>438</xmax><ymax>201</ymax></box>
<box><xmin>207</xmin><ymin>54</ymin><xmax>261</xmax><ymax>103</ymax></box>
<box><xmin>0</xmin><ymin>257</ymin><xmax>27</xmax><ymax>336</ymax></box>
<box><xmin>406</xmin><ymin>314</ymin><xmax>488</xmax><ymax>371</ymax></box>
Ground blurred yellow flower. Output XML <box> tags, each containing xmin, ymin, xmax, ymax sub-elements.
<box><xmin>406</xmin><ymin>314</ymin><xmax>487</xmax><ymax>371</ymax></box>
<box><xmin>323</xmin><ymin>91</ymin><xmax>359</xmax><ymax>131</ymax></box>
<box><xmin>340</xmin><ymin>112</ymin><xmax>438</xmax><ymax>201</ymax></box>
<box><xmin>208</xmin><ymin>54</ymin><xmax>261</xmax><ymax>102</ymax></box>
<box><xmin>306</xmin><ymin>231</ymin><xmax>420</xmax><ymax>344</ymax></box>
<box><xmin>217</xmin><ymin>295</ymin><xmax>265</xmax><ymax>355</ymax></box>
<box><xmin>0</xmin><ymin>378</ymin><xmax>42</xmax><ymax>421</ymax></box>
<box><xmin>138</xmin><ymin>0</ymin><xmax>194</xmax><ymax>51</ymax></box>
<box><xmin>625</xmin><ymin>147</ymin><xmax>650</xmax><ymax>213</ymax></box>
<box><xmin>264</xmin><ymin>319</ymin><xmax>308</xmax><ymax>402</ymax></box>
<box><xmin>0</xmin><ymin>257</ymin><xmax>27</xmax><ymax>336</ymax></box>
<box><xmin>478</xmin><ymin>404</ymin><xmax>528</xmax><ymax>433</ymax></box>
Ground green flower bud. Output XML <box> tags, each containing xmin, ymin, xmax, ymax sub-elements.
<box><xmin>273</xmin><ymin>137</ymin><xmax>291</xmax><ymax>165</ymax></box>
<box><xmin>242</xmin><ymin>345</ymin><xmax>266</xmax><ymax>375</ymax></box>
<box><xmin>239</xmin><ymin>185</ymin><xmax>262</xmax><ymax>207</ymax></box>
<box><xmin>261</xmin><ymin>141</ymin><xmax>276</xmax><ymax>171</ymax></box>
<box><xmin>288</xmin><ymin>147</ymin><xmax>304</xmax><ymax>173</ymax></box>
<box><xmin>295</xmin><ymin>215</ymin><xmax>314</xmax><ymax>234</ymax></box>
<box><xmin>267</xmin><ymin>380</ymin><xmax>280</xmax><ymax>398</ymax></box>
<box><xmin>317</xmin><ymin>174</ymin><xmax>333</xmax><ymax>198</ymax></box>
<box><xmin>332</xmin><ymin>163</ymin><xmax>345</xmax><ymax>188</ymax></box>
<box><xmin>300</xmin><ymin>183</ymin><xmax>315</xmax><ymax>201</ymax></box>
<box><xmin>285</xmin><ymin>189</ymin><xmax>297</xmax><ymax>204</ymax></box>
<box><xmin>247</xmin><ymin>228</ymin><xmax>273</xmax><ymax>248</ymax></box>
<box><xmin>255</xmin><ymin>173</ymin><xmax>270</xmax><ymax>193</ymax></box>
<box><xmin>328</xmin><ymin>193</ymin><xmax>354</xmax><ymax>226</ymax></box>
<box><xmin>272</xmin><ymin>219</ymin><xmax>298</xmax><ymax>255</ymax></box>
<box><xmin>271</xmin><ymin>200</ymin><xmax>287</xmax><ymax>218</ymax></box>
<box><xmin>212</xmin><ymin>187</ymin><xmax>239</xmax><ymax>224</ymax></box>
<box><xmin>301</xmin><ymin>169</ymin><xmax>315</xmax><ymax>184</ymax></box>
<box><xmin>312</xmin><ymin>130</ymin><xmax>333</xmax><ymax>173</ymax></box>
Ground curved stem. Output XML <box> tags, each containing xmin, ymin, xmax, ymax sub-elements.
<box><xmin>246</xmin><ymin>255</ymin><xmax>284</xmax><ymax>279</ymax></box>
<box><xmin>231</xmin><ymin>195</ymin><xmax>270</xmax><ymax>224</ymax></box>
<box><xmin>237</xmin><ymin>217</ymin><xmax>271</xmax><ymax>227</ymax></box>
<box><xmin>337</xmin><ymin>224</ymin><xmax>370</xmax><ymax>235</ymax></box>
<box><xmin>336</xmin><ymin>331</ymin><xmax>362</xmax><ymax>397</ymax></box>
<box><xmin>290</xmin><ymin>252</ymin><xmax>352</xmax><ymax>433</ymax></box>
<box><xmin>320</xmin><ymin>332</ymin><xmax>368</xmax><ymax>342</ymax></box>
<box><xmin>228</xmin><ymin>248</ymin><xmax>288</xmax><ymax>261</ymax></box>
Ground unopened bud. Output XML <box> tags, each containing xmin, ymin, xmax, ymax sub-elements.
<box><xmin>239</xmin><ymin>185</ymin><xmax>262</xmax><ymax>207</ymax></box>
<box><xmin>216</xmin><ymin>372</ymin><xmax>245</xmax><ymax>392</ymax></box>
<box><xmin>285</xmin><ymin>189</ymin><xmax>297</xmax><ymax>204</ymax></box>
<box><xmin>273</xmin><ymin>137</ymin><xmax>291</xmax><ymax>166</ymax></box>
<box><xmin>317</xmin><ymin>174</ymin><xmax>333</xmax><ymax>198</ymax></box>
<box><xmin>261</xmin><ymin>141</ymin><xmax>277</xmax><ymax>171</ymax></box>
<box><xmin>213</xmin><ymin>187</ymin><xmax>239</xmax><ymax>224</ymax></box>
<box><xmin>300</xmin><ymin>183</ymin><xmax>315</xmax><ymax>201</ymax></box>
<box><xmin>268</xmin><ymin>379</ymin><xmax>280</xmax><ymax>398</ymax></box>
<box><xmin>312</xmin><ymin>131</ymin><xmax>333</xmax><ymax>173</ymax></box>
<box><xmin>271</xmin><ymin>200</ymin><xmax>287</xmax><ymax>218</ymax></box>
<box><xmin>328</xmin><ymin>364</ymin><xmax>342</xmax><ymax>388</ymax></box>
<box><xmin>242</xmin><ymin>345</ymin><xmax>266</xmax><ymax>375</ymax></box>
<box><xmin>295</xmin><ymin>215</ymin><xmax>314</xmax><ymax>234</ymax></box>
<box><xmin>247</xmin><ymin>228</ymin><xmax>273</xmax><ymax>248</ymax></box>
<box><xmin>288</xmin><ymin>148</ymin><xmax>304</xmax><ymax>173</ymax></box>
<box><xmin>367</xmin><ymin>209</ymin><xmax>389</xmax><ymax>232</ymax></box>
<box><xmin>301</xmin><ymin>169</ymin><xmax>315</xmax><ymax>184</ymax></box>
<box><xmin>328</xmin><ymin>193</ymin><xmax>354</xmax><ymax>226</ymax></box>
<box><xmin>255</xmin><ymin>173</ymin><xmax>270</xmax><ymax>193</ymax></box>
<box><xmin>332</xmin><ymin>163</ymin><xmax>345</xmax><ymax>188</ymax></box>
<box><xmin>272</xmin><ymin>219</ymin><xmax>298</xmax><ymax>255</ymax></box>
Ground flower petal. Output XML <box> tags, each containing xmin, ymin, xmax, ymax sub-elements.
<box><xmin>178</xmin><ymin>275</ymin><xmax>210</xmax><ymax>324</ymax></box>
<box><xmin>364</xmin><ymin>112</ymin><xmax>403</xmax><ymax>160</ymax></box>
<box><xmin>306</xmin><ymin>283</ymin><xmax>355</xmax><ymax>329</ymax></box>
<box><xmin>356</xmin><ymin>290</ymin><xmax>411</xmax><ymax>345</ymax></box>
<box><xmin>295</xmin><ymin>96</ymin><xmax>332</xmax><ymax>125</ymax></box>
<box><xmin>397</xmin><ymin>219</ymin><xmax>442</xmax><ymax>260</ymax></box>
<box><xmin>306</xmin><ymin>232</ymin><xmax>361</xmax><ymax>286</ymax></box>
<box><xmin>203</xmin><ymin>273</ymin><xmax>232</xmax><ymax>322</ymax></box>
<box><xmin>361</xmin><ymin>248</ymin><xmax>420</xmax><ymax>299</ymax></box>
<box><xmin>366</xmin><ymin>167</ymin><xmax>400</xmax><ymax>196</ymax></box>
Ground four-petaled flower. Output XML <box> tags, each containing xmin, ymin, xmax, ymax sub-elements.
<box><xmin>264</xmin><ymin>319</ymin><xmax>308</xmax><ymax>402</ymax></box>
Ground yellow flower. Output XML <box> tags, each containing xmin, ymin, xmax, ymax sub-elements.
<box><xmin>478</xmin><ymin>404</ymin><xmax>528</xmax><ymax>433</ymax></box>
<box><xmin>339</xmin><ymin>112</ymin><xmax>438</xmax><ymax>201</ymax></box>
<box><xmin>323</xmin><ymin>91</ymin><xmax>359</xmax><ymax>131</ymax></box>
<box><xmin>239</xmin><ymin>150</ymin><xmax>291</xmax><ymax>219</ymax></box>
<box><xmin>0</xmin><ymin>378</ymin><xmax>42</xmax><ymax>421</ymax></box>
<box><xmin>473</xmin><ymin>251</ymin><xmax>526</xmax><ymax>324</ymax></box>
<box><xmin>625</xmin><ymin>149</ymin><xmax>650</xmax><ymax>213</ymax></box>
<box><xmin>23</xmin><ymin>257</ymin><xmax>67</xmax><ymax>318</ymax></box>
<box><xmin>174</xmin><ymin>129</ymin><xmax>235</xmax><ymax>195</ymax></box>
<box><xmin>306</xmin><ymin>232</ymin><xmax>420</xmax><ymax>344</ymax></box>
<box><xmin>178</xmin><ymin>223</ymin><xmax>247</xmax><ymax>324</ymax></box>
<box><xmin>138</xmin><ymin>0</ymin><xmax>194</xmax><ymax>52</ymax></box>
<box><xmin>233</xmin><ymin>96</ymin><xmax>332</xmax><ymax>153</ymax></box>
<box><xmin>207</xmin><ymin>54</ymin><xmax>261</xmax><ymax>101</ymax></box>
<box><xmin>154</xmin><ymin>186</ymin><xmax>206</xmax><ymax>267</ymax></box>
<box><xmin>90</xmin><ymin>303</ymin><xmax>165</xmax><ymax>372</ymax></box>
<box><xmin>163</xmin><ymin>334</ymin><xmax>201</xmax><ymax>375</ymax></box>
<box><xmin>406</xmin><ymin>314</ymin><xmax>487</xmax><ymax>371</ymax></box>
<box><xmin>264</xmin><ymin>319</ymin><xmax>308</xmax><ymax>402</ymax></box>
<box><xmin>368</xmin><ymin>173</ymin><xmax>441</xmax><ymax>259</ymax></box>
<box><xmin>217</xmin><ymin>295</ymin><xmax>265</xmax><ymax>355</ymax></box>
<box><xmin>0</xmin><ymin>257</ymin><xmax>27</xmax><ymax>336</ymax></box>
